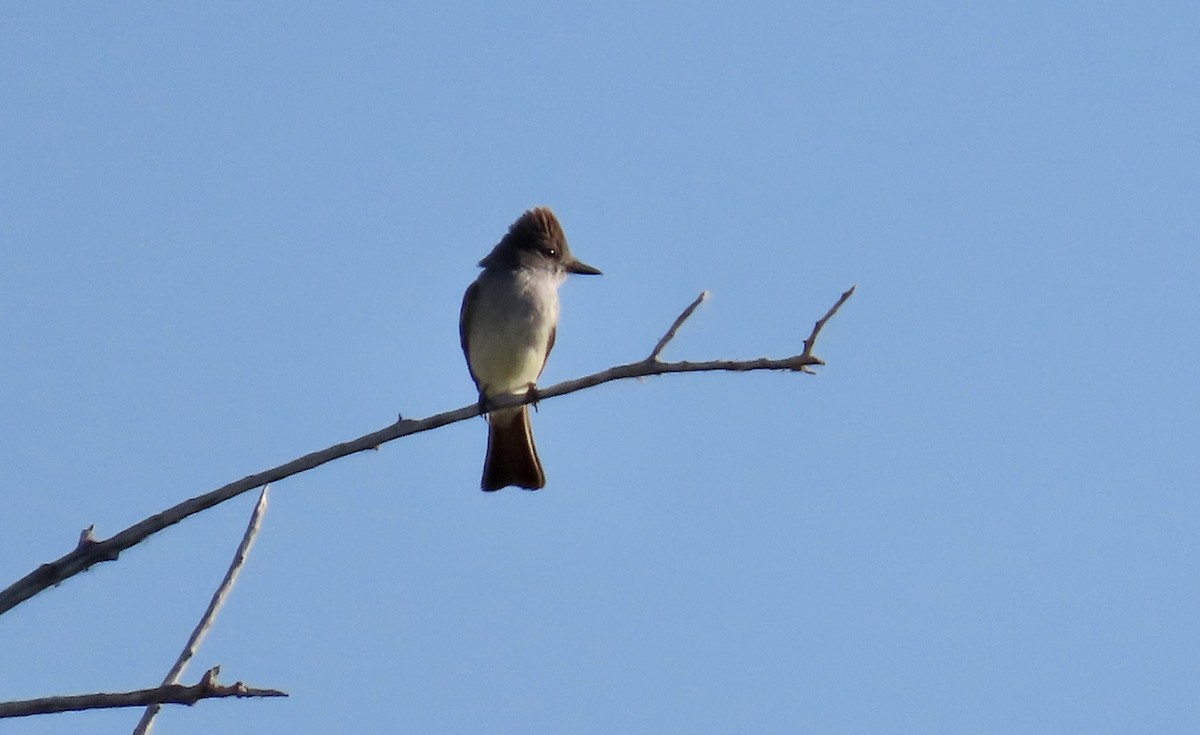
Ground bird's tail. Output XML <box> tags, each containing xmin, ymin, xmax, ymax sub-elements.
<box><xmin>482</xmin><ymin>406</ymin><xmax>545</xmax><ymax>491</ymax></box>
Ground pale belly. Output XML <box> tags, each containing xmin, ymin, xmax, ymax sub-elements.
<box><xmin>465</xmin><ymin>271</ymin><xmax>560</xmax><ymax>397</ymax></box>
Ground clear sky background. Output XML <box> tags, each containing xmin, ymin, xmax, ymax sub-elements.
<box><xmin>2</xmin><ymin>3</ymin><xmax>1197</xmax><ymax>733</ymax></box>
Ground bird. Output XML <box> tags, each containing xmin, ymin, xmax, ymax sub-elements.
<box><xmin>459</xmin><ymin>207</ymin><xmax>602</xmax><ymax>490</ymax></box>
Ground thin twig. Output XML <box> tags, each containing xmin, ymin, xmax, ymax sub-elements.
<box><xmin>0</xmin><ymin>285</ymin><xmax>855</xmax><ymax>616</ymax></box>
<box><xmin>0</xmin><ymin>666</ymin><xmax>286</xmax><ymax>719</ymax></box>
<box><xmin>799</xmin><ymin>284</ymin><xmax>856</xmax><ymax>372</ymax></box>
<box><xmin>132</xmin><ymin>486</ymin><xmax>271</xmax><ymax>735</ymax></box>
<box><xmin>649</xmin><ymin>290</ymin><xmax>708</xmax><ymax>361</ymax></box>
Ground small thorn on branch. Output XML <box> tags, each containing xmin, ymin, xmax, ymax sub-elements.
<box><xmin>73</xmin><ymin>526</ymin><xmax>118</xmax><ymax>563</ymax></box>
<box><xmin>649</xmin><ymin>291</ymin><xmax>709</xmax><ymax>362</ymax></box>
<box><xmin>76</xmin><ymin>526</ymin><xmax>97</xmax><ymax>550</ymax></box>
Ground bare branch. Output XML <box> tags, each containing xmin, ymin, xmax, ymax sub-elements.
<box><xmin>799</xmin><ymin>284</ymin><xmax>856</xmax><ymax>373</ymax></box>
<box><xmin>0</xmin><ymin>286</ymin><xmax>854</xmax><ymax>616</ymax></box>
<box><xmin>132</xmin><ymin>486</ymin><xmax>271</xmax><ymax>735</ymax></box>
<box><xmin>649</xmin><ymin>290</ymin><xmax>708</xmax><ymax>361</ymax></box>
<box><xmin>0</xmin><ymin>667</ymin><xmax>286</xmax><ymax>719</ymax></box>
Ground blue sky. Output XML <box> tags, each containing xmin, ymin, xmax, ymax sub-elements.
<box><xmin>2</xmin><ymin>3</ymin><xmax>1197</xmax><ymax>733</ymax></box>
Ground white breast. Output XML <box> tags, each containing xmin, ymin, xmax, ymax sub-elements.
<box><xmin>466</xmin><ymin>267</ymin><xmax>563</xmax><ymax>397</ymax></box>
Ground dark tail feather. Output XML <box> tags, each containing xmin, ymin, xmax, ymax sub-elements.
<box><xmin>482</xmin><ymin>406</ymin><xmax>545</xmax><ymax>491</ymax></box>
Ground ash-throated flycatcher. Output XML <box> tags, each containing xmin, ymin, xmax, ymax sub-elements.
<box><xmin>459</xmin><ymin>207</ymin><xmax>601</xmax><ymax>491</ymax></box>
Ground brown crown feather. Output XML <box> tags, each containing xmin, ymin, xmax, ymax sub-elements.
<box><xmin>504</xmin><ymin>207</ymin><xmax>565</xmax><ymax>247</ymax></box>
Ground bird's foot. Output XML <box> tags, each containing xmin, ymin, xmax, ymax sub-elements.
<box><xmin>524</xmin><ymin>383</ymin><xmax>541</xmax><ymax>412</ymax></box>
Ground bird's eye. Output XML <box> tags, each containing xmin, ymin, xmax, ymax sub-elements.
<box><xmin>544</xmin><ymin>246</ymin><xmax>558</xmax><ymax>258</ymax></box>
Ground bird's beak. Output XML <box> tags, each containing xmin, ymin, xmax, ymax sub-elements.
<box><xmin>566</xmin><ymin>259</ymin><xmax>602</xmax><ymax>276</ymax></box>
